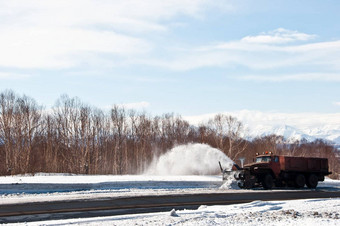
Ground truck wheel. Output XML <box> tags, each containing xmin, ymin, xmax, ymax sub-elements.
<box><xmin>237</xmin><ymin>180</ymin><xmax>245</xmax><ymax>189</ymax></box>
<box><xmin>275</xmin><ymin>180</ymin><xmax>285</xmax><ymax>188</ymax></box>
<box><xmin>262</xmin><ymin>174</ymin><xmax>273</xmax><ymax>189</ymax></box>
<box><xmin>306</xmin><ymin>174</ymin><xmax>318</xmax><ymax>188</ymax></box>
<box><xmin>294</xmin><ymin>174</ymin><xmax>306</xmax><ymax>188</ymax></box>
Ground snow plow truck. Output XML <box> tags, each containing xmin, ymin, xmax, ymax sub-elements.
<box><xmin>220</xmin><ymin>152</ymin><xmax>331</xmax><ymax>189</ymax></box>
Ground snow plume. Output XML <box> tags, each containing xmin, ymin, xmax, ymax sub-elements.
<box><xmin>145</xmin><ymin>143</ymin><xmax>233</xmax><ymax>175</ymax></box>
<box><xmin>220</xmin><ymin>172</ymin><xmax>240</xmax><ymax>190</ymax></box>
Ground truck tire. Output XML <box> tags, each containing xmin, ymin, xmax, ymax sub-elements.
<box><xmin>237</xmin><ymin>180</ymin><xmax>245</xmax><ymax>189</ymax></box>
<box><xmin>262</xmin><ymin>174</ymin><xmax>273</xmax><ymax>189</ymax></box>
<box><xmin>306</xmin><ymin>174</ymin><xmax>318</xmax><ymax>188</ymax></box>
<box><xmin>294</xmin><ymin>174</ymin><xmax>305</xmax><ymax>188</ymax></box>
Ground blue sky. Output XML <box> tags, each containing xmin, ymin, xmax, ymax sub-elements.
<box><xmin>1</xmin><ymin>0</ymin><xmax>340</xmax><ymax>116</ymax></box>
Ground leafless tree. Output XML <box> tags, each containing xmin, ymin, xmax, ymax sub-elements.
<box><xmin>208</xmin><ymin>114</ymin><xmax>247</xmax><ymax>160</ymax></box>
<box><xmin>16</xmin><ymin>95</ymin><xmax>43</xmax><ymax>172</ymax></box>
<box><xmin>111</xmin><ymin>105</ymin><xmax>128</xmax><ymax>174</ymax></box>
<box><xmin>0</xmin><ymin>90</ymin><xmax>16</xmax><ymax>174</ymax></box>
<box><xmin>1</xmin><ymin>90</ymin><xmax>339</xmax><ymax>178</ymax></box>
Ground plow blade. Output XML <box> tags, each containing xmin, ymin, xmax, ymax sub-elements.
<box><xmin>219</xmin><ymin>161</ymin><xmax>256</xmax><ymax>189</ymax></box>
<box><xmin>219</xmin><ymin>162</ymin><xmax>242</xmax><ymax>181</ymax></box>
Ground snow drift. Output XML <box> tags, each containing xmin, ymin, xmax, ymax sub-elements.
<box><xmin>145</xmin><ymin>143</ymin><xmax>233</xmax><ymax>175</ymax></box>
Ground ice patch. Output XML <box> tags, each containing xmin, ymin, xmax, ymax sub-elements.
<box><xmin>145</xmin><ymin>143</ymin><xmax>234</xmax><ymax>175</ymax></box>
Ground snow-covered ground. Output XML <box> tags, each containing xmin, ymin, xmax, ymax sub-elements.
<box><xmin>1</xmin><ymin>174</ymin><xmax>340</xmax><ymax>204</ymax></box>
<box><xmin>1</xmin><ymin>174</ymin><xmax>340</xmax><ymax>225</ymax></box>
<box><xmin>1</xmin><ymin>144</ymin><xmax>339</xmax><ymax>225</ymax></box>
<box><xmin>0</xmin><ymin>174</ymin><xmax>225</xmax><ymax>204</ymax></box>
<box><xmin>15</xmin><ymin>198</ymin><xmax>340</xmax><ymax>226</ymax></box>
<box><xmin>0</xmin><ymin>144</ymin><xmax>235</xmax><ymax>204</ymax></box>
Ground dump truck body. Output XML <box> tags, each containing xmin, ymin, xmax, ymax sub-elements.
<box><xmin>222</xmin><ymin>154</ymin><xmax>331</xmax><ymax>189</ymax></box>
<box><xmin>279</xmin><ymin>156</ymin><xmax>329</xmax><ymax>173</ymax></box>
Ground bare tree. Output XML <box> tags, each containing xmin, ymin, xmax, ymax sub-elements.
<box><xmin>208</xmin><ymin>114</ymin><xmax>247</xmax><ymax>160</ymax></box>
<box><xmin>16</xmin><ymin>95</ymin><xmax>43</xmax><ymax>172</ymax></box>
<box><xmin>1</xmin><ymin>90</ymin><xmax>339</xmax><ymax>178</ymax></box>
<box><xmin>0</xmin><ymin>90</ymin><xmax>16</xmax><ymax>174</ymax></box>
<box><xmin>111</xmin><ymin>105</ymin><xmax>128</xmax><ymax>174</ymax></box>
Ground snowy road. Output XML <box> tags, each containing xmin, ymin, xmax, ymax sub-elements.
<box><xmin>1</xmin><ymin>174</ymin><xmax>340</xmax><ymax>224</ymax></box>
<box><xmin>1</xmin><ymin>174</ymin><xmax>340</xmax><ymax>225</ymax></box>
<box><xmin>2</xmin><ymin>190</ymin><xmax>340</xmax><ymax>223</ymax></box>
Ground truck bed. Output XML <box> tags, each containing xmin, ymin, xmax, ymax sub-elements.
<box><xmin>280</xmin><ymin>156</ymin><xmax>329</xmax><ymax>173</ymax></box>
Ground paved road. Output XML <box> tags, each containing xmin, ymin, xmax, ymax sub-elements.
<box><xmin>1</xmin><ymin>190</ymin><xmax>340</xmax><ymax>223</ymax></box>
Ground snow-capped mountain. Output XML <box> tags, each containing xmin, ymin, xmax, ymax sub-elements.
<box><xmin>185</xmin><ymin>110</ymin><xmax>340</xmax><ymax>145</ymax></box>
<box><xmin>248</xmin><ymin>125</ymin><xmax>316</xmax><ymax>142</ymax></box>
<box><xmin>247</xmin><ymin>124</ymin><xmax>340</xmax><ymax>145</ymax></box>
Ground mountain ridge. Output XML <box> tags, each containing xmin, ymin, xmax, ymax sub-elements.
<box><xmin>185</xmin><ymin>110</ymin><xmax>340</xmax><ymax>145</ymax></box>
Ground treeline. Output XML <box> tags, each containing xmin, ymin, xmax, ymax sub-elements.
<box><xmin>0</xmin><ymin>90</ymin><xmax>339</xmax><ymax>178</ymax></box>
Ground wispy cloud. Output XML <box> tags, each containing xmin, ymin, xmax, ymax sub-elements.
<box><xmin>0</xmin><ymin>28</ymin><xmax>150</xmax><ymax>69</ymax></box>
<box><xmin>145</xmin><ymin>28</ymin><xmax>340</xmax><ymax>82</ymax></box>
<box><xmin>120</xmin><ymin>101</ymin><xmax>150</xmax><ymax>110</ymax></box>
<box><xmin>240</xmin><ymin>73</ymin><xmax>340</xmax><ymax>82</ymax></box>
<box><xmin>0</xmin><ymin>72</ymin><xmax>30</xmax><ymax>79</ymax></box>
<box><xmin>241</xmin><ymin>28</ymin><xmax>316</xmax><ymax>44</ymax></box>
<box><xmin>0</xmin><ymin>0</ymin><xmax>229</xmax><ymax>69</ymax></box>
<box><xmin>1</xmin><ymin>1</ymin><xmax>339</xmax><ymax>85</ymax></box>
<box><xmin>333</xmin><ymin>102</ymin><xmax>340</xmax><ymax>106</ymax></box>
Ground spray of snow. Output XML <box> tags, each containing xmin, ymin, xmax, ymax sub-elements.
<box><xmin>145</xmin><ymin>143</ymin><xmax>234</xmax><ymax>175</ymax></box>
<box><xmin>220</xmin><ymin>172</ymin><xmax>240</xmax><ymax>190</ymax></box>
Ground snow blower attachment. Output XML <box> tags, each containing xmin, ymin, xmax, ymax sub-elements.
<box><xmin>219</xmin><ymin>161</ymin><xmax>242</xmax><ymax>180</ymax></box>
<box><xmin>219</xmin><ymin>153</ymin><xmax>331</xmax><ymax>189</ymax></box>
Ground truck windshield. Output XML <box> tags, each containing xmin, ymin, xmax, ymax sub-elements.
<box><xmin>256</xmin><ymin>156</ymin><xmax>272</xmax><ymax>163</ymax></box>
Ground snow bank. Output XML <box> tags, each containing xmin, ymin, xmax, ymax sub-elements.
<box><xmin>145</xmin><ymin>143</ymin><xmax>234</xmax><ymax>175</ymax></box>
<box><xmin>18</xmin><ymin>198</ymin><xmax>340</xmax><ymax>225</ymax></box>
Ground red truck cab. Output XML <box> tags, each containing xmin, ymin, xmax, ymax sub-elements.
<box><xmin>254</xmin><ymin>154</ymin><xmax>281</xmax><ymax>178</ymax></box>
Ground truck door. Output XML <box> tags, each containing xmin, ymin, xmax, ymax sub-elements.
<box><xmin>271</xmin><ymin>156</ymin><xmax>281</xmax><ymax>178</ymax></box>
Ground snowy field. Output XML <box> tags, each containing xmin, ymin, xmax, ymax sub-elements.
<box><xmin>1</xmin><ymin>174</ymin><xmax>340</xmax><ymax>225</ymax></box>
<box><xmin>1</xmin><ymin>174</ymin><xmax>340</xmax><ymax>205</ymax></box>
<box><xmin>12</xmin><ymin>197</ymin><xmax>340</xmax><ymax>226</ymax></box>
<box><xmin>1</xmin><ymin>144</ymin><xmax>340</xmax><ymax>225</ymax></box>
<box><xmin>0</xmin><ymin>174</ymin><xmax>225</xmax><ymax>204</ymax></box>
<box><xmin>0</xmin><ymin>144</ymin><xmax>236</xmax><ymax>205</ymax></box>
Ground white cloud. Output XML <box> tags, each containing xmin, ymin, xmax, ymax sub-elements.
<box><xmin>241</xmin><ymin>28</ymin><xmax>316</xmax><ymax>44</ymax></box>
<box><xmin>0</xmin><ymin>0</ymin><xmax>228</xmax><ymax>69</ymax></box>
<box><xmin>1</xmin><ymin>1</ymin><xmax>339</xmax><ymax>84</ymax></box>
<box><xmin>0</xmin><ymin>72</ymin><xmax>30</xmax><ymax>79</ymax></box>
<box><xmin>120</xmin><ymin>101</ymin><xmax>150</xmax><ymax>110</ymax></box>
<box><xmin>0</xmin><ymin>0</ymin><xmax>217</xmax><ymax>28</ymax></box>
<box><xmin>0</xmin><ymin>27</ymin><xmax>150</xmax><ymax>69</ymax></box>
<box><xmin>145</xmin><ymin>29</ymin><xmax>340</xmax><ymax>79</ymax></box>
<box><xmin>240</xmin><ymin>73</ymin><xmax>340</xmax><ymax>82</ymax></box>
<box><xmin>333</xmin><ymin>102</ymin><xmax>340</xmax><ymax>106</ymax></box>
